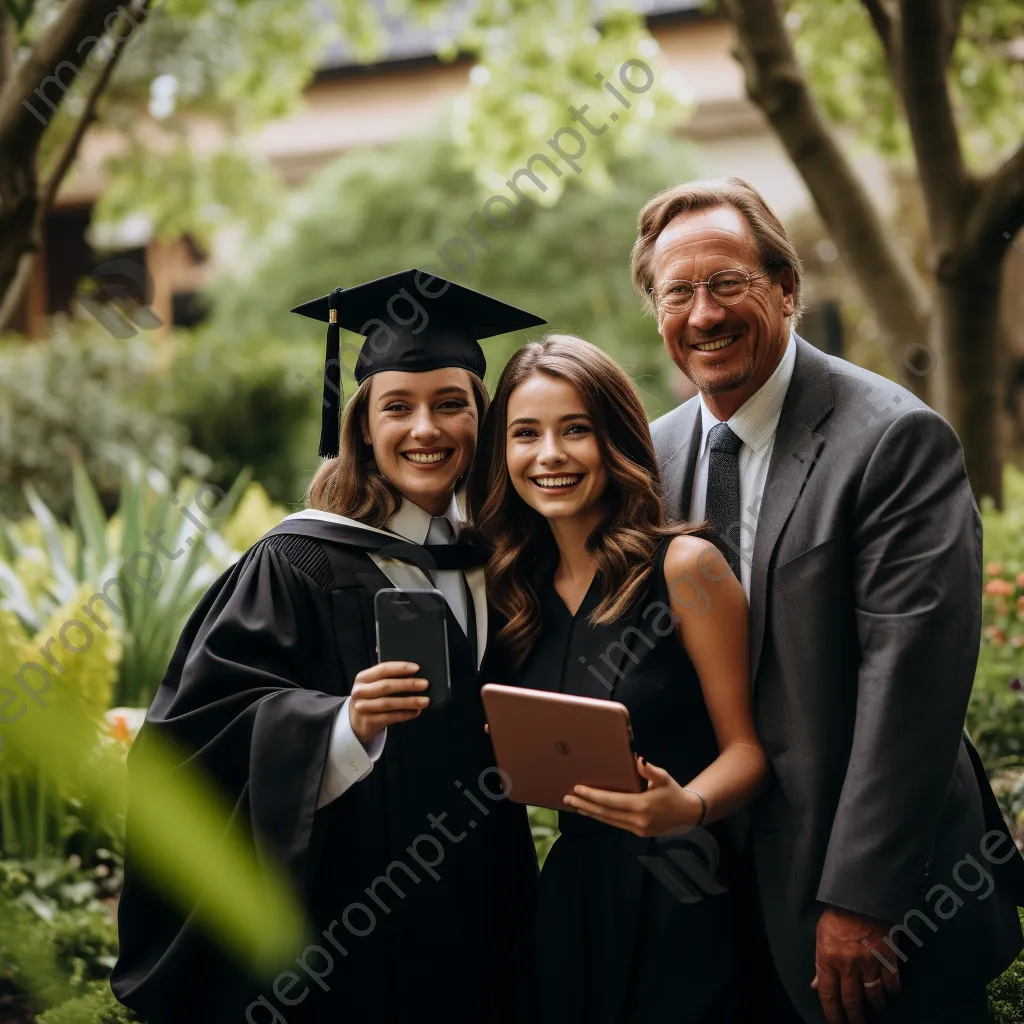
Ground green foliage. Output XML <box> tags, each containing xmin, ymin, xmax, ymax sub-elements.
<box><xmin>0</xmin><ymin>462</ymin><xmax>301</xmax><ymax>993</ymax></box>
<box><xmin>143</xmin><ymin>327</ymin><xmax>322</xmax><ymax>508</ymax></box>
<box><xmin>971</xmin><ymin>466</ymin><xmax>1024</xmax><ymax>776</ymax></box>
<box><xmin>340</xmin><ymin>0</ymin><xmax>691</xmax><ymax>202</ymax></box>
<box><xmin>0</xmin><ymin>588</ymin><xmax>123</xmax><ymax>860</ymax></box>
<box><xmin>0</xmin><ymin>854</ymin><xmax>122</xmax><ymax>920</ymax></box>
<box><xmin>97</xmin><ymin>143</ymin><xmax>284</xmax><ymax>249</ymax></box>
<box><xmin>12</xmin><ymin>0</ymin><xmax>686</xmax><ymax>262</ymax></box>
<box><xmin>988</xmin><ymin>910</ymin><xmax>1024</xmax><ymax>1024</ymax></box>
<box><xmin>206</xmin><ymin>129</ymin><xmax>700</xmax><ymax>419</ymax></box>
<box><xmin>20</xmin><ymin>0</ymin><xmax>328</xmax><ymax>248</ymax></box>
<box><xmin>0</xmin><ymin>318</ymin><xmax>319</xmax><ymax>521</ymax></box>
<box><xmin>789</xmin><ymin>1</ymin><xmax>907</xmax><ymax>157</ymax></box>
<box><xmin>449</xmin><ymin>2</ymin><xmax>688</xmax><ymax>201</ymax></box>
<box><xmin>0</xmin><ymin>858</ymin><xmax>119</xmax><ymax>1009</ymax></box>
<box><xmin>529</xmin><ymin>805</ymin><xmax>559</xmax><ymax>867</ymax></box>
<box><xmin>1</xmin><ymin>674</ymin><xmax>307</xmax><ymax>998</ymax></box>
<box><xmin>0</xmin><ymin>461</ymin><xmax>280</xmax><ymax>710</ymax></box>
<box><xmin>112</xmin><ymin>0</ymin><xmax>326</xmax><ymax>126</ymax></box>
<box><xmin>37</xmin><ymin>984</ymin><xmax>140</xmax><ymax>1024</ymax></box>
<box><xmin>0</xmin><ymin>323</ymin><xmax>190</xmax><ymax>523</ymax></box>
<box><xmin>789</xmin><ymin>0</ymin><xmax>1024</xmax><ymax>166</ymax></box>
<box><xmin>217</xmin><ymin>481</ymin><xmax>292</xmax><ymax>554</ymax></box>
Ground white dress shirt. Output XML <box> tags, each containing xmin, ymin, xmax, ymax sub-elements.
<box><xmin>315</xmin><ymin>494</ymin><xmax>467</xmax><ymax>809</ymax></box>
<box><xmin>689</xmin><ymin>332</ymin><xmax>797</xmax><ymax>596</ymax></box>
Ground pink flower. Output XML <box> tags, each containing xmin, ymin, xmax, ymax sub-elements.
<box><xmin>984</xmin><ymin>626</ymin><xmax>1006</xmax><ymax>644</ymax></box>
<box><xmin>1011</xmin><ymin>637</ymin><xmax>1024</xmax><ymax>649</ymax></box>
<box><xmin>987</xmin><ymin>562</ymin><xmax>1004</xmax><ymax>576</ymax></box>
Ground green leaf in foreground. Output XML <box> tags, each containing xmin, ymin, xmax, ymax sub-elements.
<box><xmin>2</xmin><ymin>693</ymin><xmax>306</xmax><ymax>978</ymax></box>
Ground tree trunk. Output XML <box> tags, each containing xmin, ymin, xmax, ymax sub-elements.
<box><xmin>0</xmin><ymin>0</ymin><xmax>130</xmax><ymax>319</ymax></box>
<box><xmin>0</xmin><ymin>153</ymin><xmax>39</xmax><ymax>313</ymax></box>
<box><xmin>932</xmin><ymin>263</ymin><xmax>1003</xmax><ymax>505</ymax></box>
<box><xmin>721</xmin><ymin>0</ymin><xmax>933</xmax><ymax>400</ymax></box>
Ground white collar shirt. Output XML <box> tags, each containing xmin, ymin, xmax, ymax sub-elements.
<box><xmin>384</xmin><ymin>494</ymin><xmax>469</xmax><ymax>636</ymax></box>
<box><xmin>385</xmin><ymin>492</ymin><xmax>462</xmax><ymax>547</ymax></box>
<box><xmin>689</xmin><ymin>331</ymin><xmax>797</xmax><ymax>596</ymax></box>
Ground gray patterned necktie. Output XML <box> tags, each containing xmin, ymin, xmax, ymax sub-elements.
<box><xmin>704</xmin><ymin>422</ymin><xmax>743</xmax><ymax>580</ymax></box>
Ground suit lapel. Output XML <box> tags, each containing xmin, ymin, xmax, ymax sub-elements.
<box><xmin>749</xmin><ymin>338</ymin><xmax>834</xmax><ymax>683</ymax></box>
<box><xmin>659</xmin><ymin>399</ymin><xmax>702</xmax><ymax>522</ymax></box>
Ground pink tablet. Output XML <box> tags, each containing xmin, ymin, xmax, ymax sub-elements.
<box><xmin>481</xmin><ymin>683</ymin><xmax>645</xmax><ymax>810</ymax></box>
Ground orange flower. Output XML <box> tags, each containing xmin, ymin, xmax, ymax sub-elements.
<box><xmin>109</xmin><ymin>714</ymin><xmax>133</xmax><ymax>743</ymax></box>
<box><xmin>985</xmin><ymin>579</ymin><xmax>1015</xmax><ymax>597</ymax></box>
<box><xmin>105</xmin><ymin>707</ymin><xmax>146</xmax><ymax>745</ymax></box>
<box><xmin>987</xmin><ymin>562</ymin><xmax>1004</xmax><ymax>576</ymax></box>
<box><xmin>1016</xmin><ymin>572</ymin><xmax>1024</xmax><ymax>588</ymax></box>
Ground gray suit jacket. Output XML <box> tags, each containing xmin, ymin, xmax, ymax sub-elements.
<box><xmin>651</xmin><ymin>336</ymin><xmax>1024</xmax><ymax>1021</ymax></box>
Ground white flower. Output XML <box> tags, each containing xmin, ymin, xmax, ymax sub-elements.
<box><xmin>105</xmin><ymin>706</ymin><xmax>147</xmax><ymax>744</ymax></box>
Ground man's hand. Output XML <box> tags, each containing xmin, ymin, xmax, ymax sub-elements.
<box><xmin>561</xmin><ymin>757</ymin><xmax>704</xmax><ymax>836</ymax></box>
<box><xmin>811</xmin><ymin>906</ymin><xmax>901</xmax><ymax>1024</ymax></box>
<box><xmin>348</xmin><ymin>662</ymin><xmax>429</xmax><ymax>745</ymax></box>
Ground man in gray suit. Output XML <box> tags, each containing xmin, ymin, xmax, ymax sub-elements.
<box><xmin>638</xmin><ymin>178</ymin><xmax>1024</xmax><ymax>1024</ymax></box>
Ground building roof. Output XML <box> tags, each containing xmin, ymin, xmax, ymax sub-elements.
<box><xmin>318</xmin><ymin>0</ymin><xmax>707</xmax><ymax>73</ymax></box>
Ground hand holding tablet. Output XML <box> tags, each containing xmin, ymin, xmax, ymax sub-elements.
<box><xmin>480</xmin><ymin>683</ymin><xmax>645</xmax><ymax>811</ymax></box>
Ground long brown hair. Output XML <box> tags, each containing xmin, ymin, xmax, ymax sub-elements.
<box><xmin>466</xmin><ymin>334</ymin><xmax>701</xmax><ymax>667</ymax></box>
<box><xmin>306</xmin><ymin>371</ymin><xmax>490</xmax><ymax>527</ymax></box>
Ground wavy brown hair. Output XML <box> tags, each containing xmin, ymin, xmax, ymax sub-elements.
<box><xmin>466</xmin><ymin>334</ymin><xmax>702</xmax><ymax>667</ymax></box>
<box><xmin>306</xmin><ymin>371</ymin><xmax>490</xmax><ymax>527</ymax></box>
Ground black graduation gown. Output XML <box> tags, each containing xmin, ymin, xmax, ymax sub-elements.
<box><xmin>110</xmin><ymin>517</ymin><xmax>538</xmax><ymax>1024</ymax></box>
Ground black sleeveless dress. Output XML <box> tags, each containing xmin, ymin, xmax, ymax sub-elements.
<box><xmin>515</xmin><ymin>539</ymin><xmax>741</xmax><ymax>1024</ymax></box>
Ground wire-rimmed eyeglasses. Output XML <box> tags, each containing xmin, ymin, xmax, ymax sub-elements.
<box><xmin>653</xmin><ymin>265</ymin><xmax>770</xmax><ymax>313</ymax></box>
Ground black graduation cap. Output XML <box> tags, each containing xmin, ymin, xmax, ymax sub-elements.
<box><xmin>291</xmin><ymin>268</ymin><xmax>546</xmax><ymax>458</ymax></box>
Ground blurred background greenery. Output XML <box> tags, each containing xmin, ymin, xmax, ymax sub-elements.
<box><xmin>1</xmin><ymin>0</ymin><xmax>1024</xmax><ymax>1020</ymax></box>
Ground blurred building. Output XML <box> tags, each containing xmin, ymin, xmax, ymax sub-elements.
<box><xmin>20</xmin><ymin>0</ymin><xmax>890</xmax><ymax>349</ymax></box>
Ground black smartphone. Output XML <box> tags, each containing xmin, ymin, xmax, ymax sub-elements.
<box><xmin>373</xmin><ymin>588</ymin><xmax>451</xmax><ymax>709</ymax></box>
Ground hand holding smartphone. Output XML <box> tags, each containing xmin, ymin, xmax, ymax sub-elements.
<box><xmin>348</xmin><ymin>662</ymin><xmax>429</xmax><ymax>745</ymax></box>
<box><xmin>374</xmin><ymin>588</ymin><xmax>452</xmax><ymax>709</ymax></box>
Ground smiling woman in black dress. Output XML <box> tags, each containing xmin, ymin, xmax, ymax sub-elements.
<box><xmin>467</xmin><ymin>335</ymin><xmax>771</xmax><ymax>1024</ymax></box>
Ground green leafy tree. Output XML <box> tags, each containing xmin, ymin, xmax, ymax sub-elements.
<box><xmin>205</xmin><ymin>128</ymin><xmax>702</xmax><ymax>418</ymax></box>
<box><xmin>0</xmin><ymin>0</ymin><xmax>682</xmax><ymax>329</ymax></box>
<box><xmin>721</xmin><ymin>0</ymin><xmax>1024</xmax><ymax>505</ymax></box>
<box><xmin>0</xmin><ymin>0</ymin><xmax>326</xmax><ymax>329</ymax></box>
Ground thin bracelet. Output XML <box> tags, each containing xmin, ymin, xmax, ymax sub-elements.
<box><xmin>683</xmin><ymin>789</ymin><xmax>707</xmax><ymax>827</ymax></box>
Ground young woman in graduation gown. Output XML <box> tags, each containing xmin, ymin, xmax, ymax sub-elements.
<box><xmin>111</xmin><ymin>273</ymin><xmax>542</xmax><ymax>1024</ymax></box>
<box><xmin>466</xmin><ymin>335</ymin><xmax>772</xmax><ymax>1024</ymax></box>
